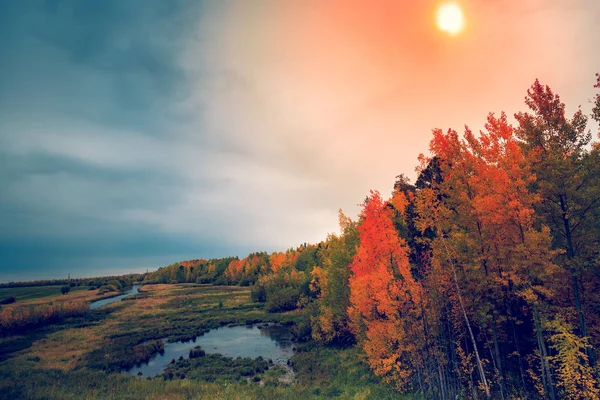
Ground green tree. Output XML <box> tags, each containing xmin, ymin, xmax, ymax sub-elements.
<box><xmin>515</xmin><ymin>79</ymin><xmax>600</xmax><ymax>365</ymax></box>
<box><xmin>310</xmin><ymin>210</ymin><xmax>359</xmax><ymax>345</ymax></box>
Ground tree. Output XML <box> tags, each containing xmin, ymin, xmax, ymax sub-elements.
<box><xmin>348</xmin><ymin>191</ymin><xmax>424</xmax><ymax>392</ymax></box>
<box><xmin>515</xmin><ymin>79</ymin><xmax>600</xmax><ymax>365</ymax></box>
<box><xmin>61</xmin><ymin>285</ymin><xmax>70</xmax><ymax>295</ymax></box>
<box><xmin>547</xmin><ymin>317</ymin><xmax>600</xmax><ymax>400</ymax></box>
<box><xmin>310</xmin><ymin>210</ymin><xmax>358</xmax><ymax>345</ymax></box>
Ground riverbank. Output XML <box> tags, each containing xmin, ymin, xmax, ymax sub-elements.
<box><xmin>0</xmin><ymin>284</ymin><xmax>410</xmax><ymax>399</ymax></box>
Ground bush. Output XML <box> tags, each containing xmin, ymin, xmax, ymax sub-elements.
<box><xmin>292</xmin><ymin>320</ymin><xmax>313</xmax><ymax>342</ymax></box>
<box><xmin>189</xmin><ymin>347</ymin><xmax>206</xmax><ymax>359</ymax></box>
<box><xmin>250</xmin><ymin>284</ymin><xmax>266</xmax><ymax>303</ymax></box>
<box><xmin>266</xmin><ymin>287</ymin><xmax>301</xmax><ymax>312</ymax></box>
<box><xmin>107</xmin><ymin>280</ymin><xmax>123</xmax><ymax>290</ymax></box>
<box><xmin>0</xmin><ymin>297</ymin><xmax>16</xmax><ymax>305</ymax></box>
<box><xmin>239</xmin><ymin>278</ymin><xmax>253</xmax><ymax>287</ymax></box>
<box><xmin>61</xmin><ymin>286</ymin><xmax>70</xmax><ymax>295</ymax></box>
<box><xmin>103</xmin><ymin>284</ymin><xmax>118</xmax><ymax>292</ymax></box>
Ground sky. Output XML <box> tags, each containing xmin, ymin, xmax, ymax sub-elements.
<box><xmin>1</xmin><ymin>0</ymin><xmax>599</xmax><ymax>282</ymax></box>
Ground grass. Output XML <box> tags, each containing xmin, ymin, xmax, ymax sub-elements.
<box><xmin>0</xmin><ymin>285</ymin><xmax>89</xmax><ymax>302</ymax></box>
<box><xmin>0</xmin><ymin>284</ymin><xmax>414</xmax><ymax>399</ymax></box>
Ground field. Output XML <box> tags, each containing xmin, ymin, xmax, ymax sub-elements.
<box><xmin>0</xmin><ymin>284</ymin><xmax>410</xmax><ymax>399</ymax></box>
<box><xmin>0</xmin><ymin>285</ymin><xmax>89</xmax><ymax>302</ymax></box>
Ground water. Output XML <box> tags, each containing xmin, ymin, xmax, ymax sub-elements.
<box><xmin>89</xmin><ymin>285</ymin><xmax>140</xmax><ymax>310</ymax></box>
<box><xmin>126</xmin><ymin>324</ymin><xmax>294</xmax><ymax>377</ymax></box>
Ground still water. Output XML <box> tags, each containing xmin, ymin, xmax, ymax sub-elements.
<box><xmin>126</xmin><ymin>324</ymin><xmax>294</xmax><ymax>377</ymax></box>
<box><xmin>89</xmin><ymin>285</ymin><xmax>140</xmax><ymax>310</ymax></box>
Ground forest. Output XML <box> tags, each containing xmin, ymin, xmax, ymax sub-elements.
<box><xmin>143</xmin><ymin>76</ymin><xmax>600</xmax><ymax>399</ymax></box>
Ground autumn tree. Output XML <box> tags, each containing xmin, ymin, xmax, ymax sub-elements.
<box><xmin>515</xmin><ymin>79</ymin><xmax>600</xmax><ymax>364</ymax></box>
<box><xmin>310</xmin><ymin>210</ymin><xmax>358</xmax><ymax>345</ymax></box>
<box><xmin>348</xmin><ymin>190</ymin><xmax>424</xmax><ymax>392</ymax></box>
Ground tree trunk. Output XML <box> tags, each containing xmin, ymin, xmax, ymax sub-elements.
<box><xmin>491</xmin><ymin>318</ymin><xmax>506</xmax><ymax>400</ymax></box>
<box><xmin>452</xmin><ymin>266</ymin><xmax>491</xmax><ymax>399</ymax></box>
<box><xmin>533</xmin><ymin>307</ymin><xmax>556</xmax><ymax>400</ymax></box>
<box><xmin>560</xmin><ymin>196</ymin><xmax>595</xmax><ymax>366</ymax></box>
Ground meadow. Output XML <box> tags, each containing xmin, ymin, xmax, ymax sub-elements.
<box><xmin>0</xmin><ymin>285</ymin><xmax>89</xmax><ymax>302</ymax></box>
<box><xmin>0</xmin><ymin>284</ymin><xmax>410</xmax><ymax>399</ymax></box>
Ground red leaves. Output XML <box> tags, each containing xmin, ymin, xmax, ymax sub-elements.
<box><xmin>348</xmin><ymin>190</ymin><xmax>423</xmax><ymax>390</ymax></box>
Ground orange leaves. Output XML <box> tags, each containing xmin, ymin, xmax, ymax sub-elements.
<box><xmin>224</xmin><ymin>254</ymin><xmax>271</xmax><ymax>284</ymax></box>
<box><xmin>348</xmin><ymin>190</ymin><xmax>423</xmax><ymax>391</ymax></box>
<box><xmin>391</xmin><ymin>189</ymin><xmax>409</xmax><ymax>215</ymax></box>
<box><xmin>225</xmin><ymin>259</ymin><xmax>244</xmax><ymax>282</ymax></box>
<box><xmin>269</xmin><ymin>252</ymin><xmax>289</xmax><ymax>274</ymax></box>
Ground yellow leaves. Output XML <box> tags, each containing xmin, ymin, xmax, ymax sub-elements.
<box><xmin>309</xmin><ymin>266</ymin><xmax>327</xmax><ymax>297</ymax></box>
<box><xmin>390</xmin><ymin>190</ymin><xmax>408</xmax><ymax>215</ymax></box>
<box><xmin>207</xmin><ymin>263</ymin><xmax>216</xmax><ymax>275</ymax></box>
<box><xmin>547</xmin><ymin>318</ymin><xmax>600</xmax><ymax>400</ymax></box>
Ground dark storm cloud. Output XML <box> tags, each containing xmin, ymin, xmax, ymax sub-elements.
<box><xmin>0</xmin><ymin>0</ymin><xmax>241</xmax><ymax>281</ymax></box>
<box><xmin>0</xmin><ymin>0</ymin><xmax>196</xmax><ymax>134</ymax></box>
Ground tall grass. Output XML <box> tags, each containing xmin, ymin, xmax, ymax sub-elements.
<box><xmin>0</xmin><ymin>301</ymin><xmax>88</xmax><ymax>336</ymax></box>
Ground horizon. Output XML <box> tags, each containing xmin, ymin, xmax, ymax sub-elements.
<box><xmin>1</xmin><ymin>0</ymin><xmax>599</xmax><ymax>282</ymax></box>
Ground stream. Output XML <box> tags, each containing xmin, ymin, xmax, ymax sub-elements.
<box><xmin>89</xmin><ymin>285</ymin><xmax>141</xmax><ymax>310</ymax></box>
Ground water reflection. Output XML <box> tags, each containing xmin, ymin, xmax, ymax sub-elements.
<box><xmin>126</xmin><ymin>324</ymin><xmax>294</xmax><ymax>377</ymax></box>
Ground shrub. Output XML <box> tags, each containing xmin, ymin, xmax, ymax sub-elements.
<box><xmin>266</xmin><ymin>287</ymin><xmax>301</xmax><ymax>312</ymax></box>
<box><xmin>250</xmin><ymin>284</ymin><xmax>266</xmax><ymax>303</ymax></box>
<box><xmin>189</xmin><ymin>347</ymin><xmax>206</xmax><ymax>359</ymax></box>
<box><xmin>103</xmin><ymin>284</ymin><xmax>118</xmax><ymax>292</ymax></box>
<box><xmin>61</xmin><ymin>286</ymin><xmax>70</xmax><ymax>295</ymax></box>
<box><xmin>0</xmin><ymin>297</ymin><xmax>16</xmax><ymax>305</ymax></box>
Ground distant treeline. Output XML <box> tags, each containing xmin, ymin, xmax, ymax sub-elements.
<box><xmin>0</xmin><ymin>274</ymin><xmax>143</xmax><ymax>336</ymax></box>
<box><xmin>0</xmin><ymin>274</ymin><xmax>142</xmax><ymax>290</ymax></box>
<box><xmin>143</xmin><ymin>247</ymin><xmax>323</xmax><ymax>313</ymax></box>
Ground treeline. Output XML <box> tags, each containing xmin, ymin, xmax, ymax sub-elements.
<box><xmin>0</xmin><ymin>275</ymin><xmax>141</xmax><ymax>336</ymax></box>
<box><xmin>0</xmin><ymin>274</ymin><xmax>142</xmax><ymax>290</ymax></box>
<box><xmin>143</xmin><ymin>248</ymin><xmax>324</xmax><ymax>313</ymax></box>
<box><xmin>158</xmin><ymin>76</ymin><xmax>600</xmax><ymax>399</ymax></box>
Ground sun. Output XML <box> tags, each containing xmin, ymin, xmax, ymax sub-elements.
<box><xmin>436</xmin><ymin>2</ymin><xmax>465</xmax><ymax>36</ymax></box>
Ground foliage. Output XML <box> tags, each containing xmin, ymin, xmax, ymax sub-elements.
<box><xmin>309</xmin><ymin>210</ymin><xmax>358</xmax><ymax>346</ymax></box>
<box><xmin>348</xmin><ymin>190</ymin><xmax>424</xmax><ymax>392</ymax></box>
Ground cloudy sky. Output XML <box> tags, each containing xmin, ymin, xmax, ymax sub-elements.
<box><xmin>1</xmin><ymin>0</ymin><xmax>599</xmax><ymax>282</ymax></box>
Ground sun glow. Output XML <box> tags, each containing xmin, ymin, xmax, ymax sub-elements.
<box><xmin>436</xmin><ymin>2</ymin><xmax>465</xmax><ymax>36</ymax></box>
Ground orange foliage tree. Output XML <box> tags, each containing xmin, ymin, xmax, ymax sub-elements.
<box><xmin>348</xmin><ymin>190</ymin><xmax>424</xmax><ymax>391</ymax></box>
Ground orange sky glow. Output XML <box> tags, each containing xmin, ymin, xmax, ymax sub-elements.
<box><xmin>183</xmin><ymin>0</ymin><xmax>599</xmax><ymax>244</ymax></box>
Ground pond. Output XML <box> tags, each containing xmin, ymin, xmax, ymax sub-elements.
<box><xmin>126</xmin><ymin>324</ymin><xmax>294</xmax><ymax>377</ymax></box>
<box><xmin>89</xmin><ymin>285</ymin><xmax>141</xmax><ymax>310</ymax></box>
